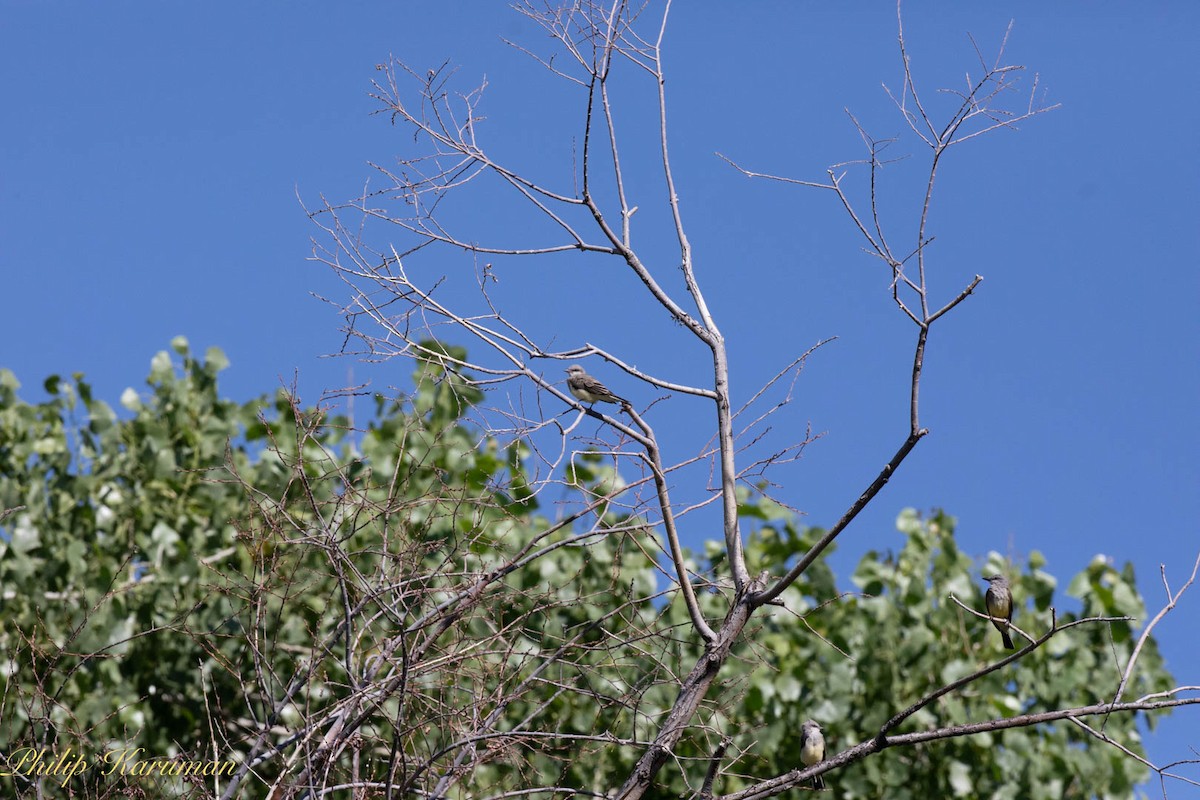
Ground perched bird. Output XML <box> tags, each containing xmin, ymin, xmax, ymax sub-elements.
<box><xmin>565</xmin><ymin>365</ymin><xmax>626</xmax><ymax>407</ymax></box>
<box><xmin>799</xmin><ymin>719</ymin><xmax>826</xmax><ymax>790</ymax></box>
<box><xmin>984</xmin><ymin>574</ymin><xmax>1015</xmax><ymax>650</ymax></box>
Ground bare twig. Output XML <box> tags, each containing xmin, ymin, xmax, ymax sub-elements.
<box><xmin>1109</xmin><ymin>553</ymin><xmax>1200</xmax><ymax>711</ymax></box>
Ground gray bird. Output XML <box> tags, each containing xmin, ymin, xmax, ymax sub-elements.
<box><xmin>565</xmin><ymin>365</ymin><xmax>625</xmax><ymax>406</ymax></box>
<box><xmin>984</xmin><ymin>574</ymin><xmax>1015</xmax><ymax>650</ymax></box>
<box><xmin>799</xmin><ymin>719</ymin><xmax>825</xmax><ymax>790</ymax></box>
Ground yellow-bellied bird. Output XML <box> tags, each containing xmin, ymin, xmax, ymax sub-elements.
<box><xmin>565</xmin><ymin>365</ymin><xmax>626</xmax><ymax>406</ymax></box>
<box><xmin>984</xmin><ymin>574</ymin><xmax>1015</xmax><ymax>650</ymax></box>
<box><xmin>799</xmin><ymin>719</ymin><xmax>826</xmax><ymax>790</ymax></box>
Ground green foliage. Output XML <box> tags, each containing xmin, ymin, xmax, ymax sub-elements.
<box><xmin>727</xmin><ymin>506</ymin><xmax>1169</xmax><ymax>799</ymax></box>
<box><xmin>1</xmin><ymin>339</ymin><xmax>329</xmax><ymax>791</ymax></box>
<box><xmin>0</xmin><ymin>344</ymin><xmax>1175</xmax><ymax>799</ymax></box>
<box><xmin>0</xmin><ymin>340</ymin><xmax>669</xmax><ymax>796</ymax></box>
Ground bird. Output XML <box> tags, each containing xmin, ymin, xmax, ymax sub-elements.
<box><xmin>984</xmin><ymin>574</ymin><xmax>1015</xmax><ymax>650</ymax></box>
<box><xmin>564</xmin><ymin>365</ymin><xmax>626</xmax><ymax>407</ymax></box>
<box><xmin>799</xmin><ymin>719</ymin><xmax>826</xmax><ymax>790</ymax></box>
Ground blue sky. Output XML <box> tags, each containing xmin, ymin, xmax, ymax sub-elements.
<box><xmin>3</xmin><ymin>0</ymin><xmax>1197</xmax><ymax>786</ymax></box>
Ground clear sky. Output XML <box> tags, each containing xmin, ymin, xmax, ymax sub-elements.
<box><xmin>3</xmin><ymin>1</ymin><xmax>1197</xmax><ymax>786</ymax></box>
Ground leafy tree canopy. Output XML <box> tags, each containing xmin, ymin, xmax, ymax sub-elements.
<box><xmin>0</xmin><ymin>341</ymin><xmax>1170</xmax><ymax>798</ymax></box>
